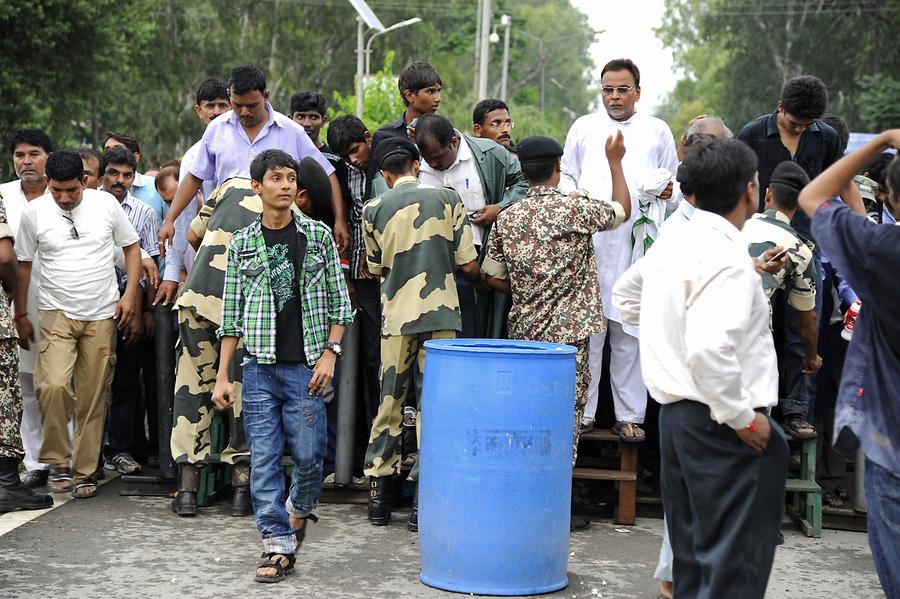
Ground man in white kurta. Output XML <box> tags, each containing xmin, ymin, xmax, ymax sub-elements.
<box><xmin>559</xmin><ymin>59</ymin><xmax>678</xmax><ymax>441</ymax></box>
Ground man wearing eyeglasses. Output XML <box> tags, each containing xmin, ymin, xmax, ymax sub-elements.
<box><xmin>473</xmin><ymin>99</ymin><xmax>515</xmax><ymax>152</ymax></box>
<box><xmin>100</xmin><ymin>145</ymin><xmax>160</xmax><ymax>476</ymax></box>
<box><xmin>14</xmin><ymin>151</ymin><xmax>142</xmax><ymax>499</ymax></box>
<box><xmin>560</xmin><ymin>58</ymin><xmax>679</xmax><ymax>442</ymax></box>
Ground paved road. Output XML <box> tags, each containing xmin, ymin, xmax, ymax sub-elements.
<box><xmin>0</xmin><ymin>478</ymin><xmax>883</xmax><ymax>599</ymax></box>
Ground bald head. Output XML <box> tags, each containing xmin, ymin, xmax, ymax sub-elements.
<box><xmin>686</xmin><ymin>116</ymin><xmax>732</xmax><ymax>141</ymax></box>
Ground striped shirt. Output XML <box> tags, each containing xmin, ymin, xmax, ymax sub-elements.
<box><xmin>347</xmin><ymin>164</ymin><xmax>367</xmax><ymax>279</ymax></box>
<box><xmin>118</xmin><ymin>193</ymin><xmax>159</xmax><ymax>287</ymax></box>
<box><xmin>218</xmin><ymin>212</ymin><xmax>354</xmax><ymax>365</ymax></box>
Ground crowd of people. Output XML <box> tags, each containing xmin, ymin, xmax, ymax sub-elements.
<box><xmin>0</xmin><ymin>57</ymin><xmax>896</xmax><ymax>595</ymax></box>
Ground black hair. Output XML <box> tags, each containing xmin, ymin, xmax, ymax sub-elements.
<box><xmin>680</xmin><ymin>139</ymin><xmax>758</xmax><ymax>215</ymax></box>
<box><xmin>769</xmin><ymin>182</ymin><xmax>801</xmax><ymax>211</ymax></box>
<box><xmin>887</xmin><ymin>156</ymin><xmax>900</xmax><ymax>201</ymax></box>
<box><xmin>78</xmin><ymin>147</ymin><xmax>105</xmax><ymax>175</ymax></box>
<box><xmin>398</xmin><ymin>61</ymin><xmax>442</xmax><ymax>106</ymax></box>
<box><xmin>676</xmin><ymin>134</ymin><xmax>722</xmax><ymax>196</ymax></box>
<box><xmin>196</xmin><ymin>78</ymin><xmax>229</xmax><ymax>105</ymax></box>
<box><xmin>250</xmin><ymin>149</ymin><xmax>298</xmax><ymax>182</ymax></box>
<box><xmin>821</xmin><ymin>113</ymin><xmax>849</xmax><ymax>152</ymax></box>
<box><xmin>415</xmin><ymin>113</ymin><xmax>456</xmax><ymax>148</ymax></box>
<box><xmin>780</xmin><ymin>75</ymin><xmax>828</xmax><ymax>120</ymax></box>
<box><xmin>229</xmin><ymin>65</ymin><xmax>267</xmax><ymax>96</ymax></box>
<box><xmin>520</xmin><ymin>158</ymin><xmax>557</xmax><ymax>183</ymax></box>
<box><xmin>290</xmin><ymin>91</ymin><xmax>327</xmax><ymax>116</ymax></box>
<box><xmin>864</xmin><ymin>152</ymin><xmax>894</xmax><ymax>186</ymax></box>
<box><xmin>601</xmin><ymin>58</ymin><xmax>640</xmax><ymax>86</ymax></box>
<box><xmin>45</xmin><ymin>151</ymin><xmax>85</xmax><ymax>182</ymax></box>
<box><xmin>372</xmin><ymin>138</ymin><xmax>420</xmax><ymax>175</ymax></box>
<box><xmin>327</xmin><ymin>115</ymin><xmax>369</xmax><ymax>157</ymax></box>
<box><xmin>103</xmin><ymin>146</ymin><xmax>138</xmax><ymax>171</ymax></box>
<box><xmin>9</xmin><ymin>129</ymin><xmax>53</xmax><ymax>155</ymax></box>
<box><xmin>473</xmin><ymin>99</ymin><xmax>509</xmax><ymax>126</ymax></box>
<box><xmin>104</xmin><ymin>132</ymin><xmax>140</xmax><ymax>154</ymax></box>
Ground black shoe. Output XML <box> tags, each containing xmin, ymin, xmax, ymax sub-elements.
<box><xmin>367</xmin><ymin>476</ymin><xmax>392</xmax><ymax>525</ymax></box>
<box><xmin>171</xmin><ymin>491</ymin><xmax>197</xmax><ymax>516</ymax></box>
<box><xmin>21</xmin><ymin>469</ymin><xmax>49</xmax><ymax>489</ymax></box>
<box><xmin>570</xmin><ymin>513</ymin><xmax>591</xmax><ymax>531</ymax></box>
<box><xmin>776</xmin><ymin>530</ymin><xmax>785</xmax><ymax>545</ymax></box>
<box><xmin>407</xmin><ymin>486</ymin><xmax>418</xmax><ymax>532</ymax></box>
<box><xmin>231</xmin><ymin>485</ymin><xmax>252</xmax><ymax>517</ymax></box>
<box><xmin>0</xmin><ymin>458</ymin><xmax>53</xmax><ymax>512</ymax></box>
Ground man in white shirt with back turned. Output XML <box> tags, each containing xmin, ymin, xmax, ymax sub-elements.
<box><xmin>14</xmin><ymin>151</ymin><xmax>142</xmax><ymax>499</ymax></box>
<box><xmin>560</xmin><ymin>58</ymin><xmax>678</xmax><ymax>441</ymax></box>
<box><xmin>612</xmin><ymin>139</ymin><xmax>788</xmax><ymax>598</ymax></box>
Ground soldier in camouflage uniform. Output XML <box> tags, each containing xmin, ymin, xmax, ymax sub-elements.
<box><xmin>742</xmin><ymin>160</ymin><xmax>821</xmax><ymax>440</ymax></box>
<box><xmin>0</xmin><ymin>200</ymin><xmax>52</xmax><ymax>512</ymax></box>
<box><xmin>169</xmin><ymin>177</ymin><xmax>260</xmax><ymax>516</ymax></box>
<box><xmin>362</xmin><ymin>138</ymin><xmax>481</xmax><ymax>529</ymax></box>
<box><xmin>483</xmin><ymin>135</ymin><xmax>631</xmax><ymax>531</ymax></box>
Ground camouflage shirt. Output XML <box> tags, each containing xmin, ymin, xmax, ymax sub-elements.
<box><xmin>362</xmin><ymin>176</ymin><xmax>477</xmax><ymax>336</ymax></box>
<box><xmin>743</xmin><ymin>209</ymin><xmax>816</xmax><ymax>311</ymax></box>
<box><xmin>174</xmin><ymin>178</ymin><xmax>263</xmax><ymax>324</ymax></box>
<box><xmin>483</xmin><ymin>186</ymin><xmax>625</xmax><ymax>344</ymax></box>
<box><xmin>0</xmin><ymin>201</ymin><xmax>14</xmax><ymax>340</ymax></box>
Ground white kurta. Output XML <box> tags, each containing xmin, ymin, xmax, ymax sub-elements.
<box><xmin>0</xmin><ymin>179</ymin><xmax>41</xmax><ymax>374</ymax></box>
<box><xmin>560</xmin><ymin>111</ymin><xmax>678</xmax><ymax>338</ymax></box>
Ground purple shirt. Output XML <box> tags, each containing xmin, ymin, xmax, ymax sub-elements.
<box><xmin>190</xmin><ymin>103</ymin><xmax>334</xmax><ymax>187</ymax></box>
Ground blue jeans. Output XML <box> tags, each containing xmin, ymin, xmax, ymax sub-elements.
<box><xmin>865</xmin><ymin>457</ymin><xmax>900</xmax><ymax>598</ymax></box>
<box><xmin>242</xmin><ymin>357</ymin><xmax>326</xmax><ymax>554</ymax></box>
<box><xmin>782</xmin><ymin>248</ymin><xmax>825</xmax><ymax>419</ymax></box>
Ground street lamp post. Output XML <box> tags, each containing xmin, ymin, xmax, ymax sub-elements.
<box><xmin>365</xmin><ymin>17</ymin><xmax>422</xmax><ymax>77</ymax></box>
<box><xmin>500</xmin><ymin>15</ymin><xmax>511</xmax><ymax>101</ymax></box>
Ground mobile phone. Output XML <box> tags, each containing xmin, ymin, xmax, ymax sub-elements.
<box><xmin>409</xmin><ymin>117</ymin><xmax>419</xmax><ymax>129</ymax></box>
<box><xmin>468</xmin><ymin>210</ymin><xmax>482</xmax><ymax>220</ymax></box>
<box><xmin>768</xmin><ymin>248</ymin><xmax>789</xmax><ymax>262</ymax></box>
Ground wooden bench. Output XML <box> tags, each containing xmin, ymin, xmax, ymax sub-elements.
<box><xmin>573</xmin><ymin>428</ymin><xmax>640</xmax><ymax>525</ymax></box>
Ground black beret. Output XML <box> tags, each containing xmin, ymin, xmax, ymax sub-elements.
<box><xmin>371</xmin><ymin>137</ymin><xmax>420</xmax><ymax>172</ymax></box>
<box><xmin>516</xmin><ymin>136</ymin><xmax>564</xmax><ymax>162</ymax></box>
<box><xmin>769</xmin><ymin>160</ymin><xmax>810</xmax><ymax>192</ymax></box>
<box><xmin>298</xmin><ymin>156</ymin><xmax>333</xmax><ymax>223</ymax></box>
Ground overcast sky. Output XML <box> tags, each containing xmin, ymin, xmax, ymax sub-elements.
<box><xmin>571</xmin><ymin>0</ymin><xmax>676</xmax><ymax>113</ymax></box>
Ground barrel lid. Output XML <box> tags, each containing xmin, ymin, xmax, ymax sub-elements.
<box><xmin>423</xmin><ymin>338</ymin><xmax>576</xmax><ymax>356</ymax></box>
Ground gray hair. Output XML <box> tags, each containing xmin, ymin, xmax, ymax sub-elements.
<box><xmin>686</xmin><ymin>115</ymin><xmax>733</xmax><ymax>140</ymax></box>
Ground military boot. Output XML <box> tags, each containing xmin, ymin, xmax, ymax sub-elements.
<box><xmin>171</xmin><ymin>464</ymin><xmax>199</xmax><ymax>516</ymax></box>
<box><xmin>407</xmin><ymin>483</ymin><xmax>419</xmax><ymax>533</ymax></box>
<box><xmin>368</xmin><ymin>476</ymin><xmax>392</xmax><ymax>525</ymax></box>
<box><xmin>231</xmin><ymin>463</ymin><xmax>252</xmax><ymax>517</ymax></box>
<box><xmin>0</xmin><ymin>458</ymin><xmax>53</xmax><ymax>512</ymax></box>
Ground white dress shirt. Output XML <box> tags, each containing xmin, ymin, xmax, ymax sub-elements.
<box><xmin>0</xmin><ymin>179</ymin><xmax>41</xmax><ymax>373</ymax></box>
<box><xmin>418</xmin><ymin>135</ymin><xmax>487</xmax><ymax>246</ymax></box>
<box><xmin>611</xmin><ymin>208</ymin><xmax>778</xmax><ymax>429</ymax></box>
<box><xmin>560</xmin><ymin>111</ymin><xmax>679</xmax><ymax>336</ymax></box>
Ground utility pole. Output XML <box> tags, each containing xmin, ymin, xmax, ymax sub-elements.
<box><xmin>477</xmin><ymin>0</ymin><xmax>491</xmax><ymax>100</ymax></box>
<box><xmin>356</xmin><ymin>16</ymin><xmax>365</xmax><ymax>118</ymax></box>
<box><xmin>499</xmin><ymin>14</ymin><xmax>510</xmax><ymax>101</ymax></box>
<box><xmin>473</xmin><ymin>0</ymin><xmax>483</xmax><ymax>98</ymax></box>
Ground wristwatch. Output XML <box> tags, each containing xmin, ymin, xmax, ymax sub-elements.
<box><xmin>325</xmin><ymin>341</ymin><xmax>342</xmax><ymax>357</ymax></box>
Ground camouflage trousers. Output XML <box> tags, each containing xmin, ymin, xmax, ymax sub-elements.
<box><xmin>363</xmin><ymin>330</ymin><xmax>456</xmax><ymax>480</ymax></box>
<box><xmin>170</xmin><ymin>308</ymin><xmax>249</xmax><ymax>465</ymax></box>
<box><xmin>572</xmin><ymin>338</ymin><xmax>589</xmax><ymax>465</ymax></box>
<box><xmin>0</xmin><ymin>339</ymin><xmax>23</xmax><ymax>460</ymax></box>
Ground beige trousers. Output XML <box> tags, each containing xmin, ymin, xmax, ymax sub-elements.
<box><xmin>35</xmin><ymin>310</ymin><xmax>117</xmax><ymax>482</ymax></box>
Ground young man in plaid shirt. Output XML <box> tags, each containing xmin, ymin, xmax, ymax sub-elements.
<box><xmin>212</xmin><ymin>149</ymin><xmax>354</xmax><ymax>583</ymax></box>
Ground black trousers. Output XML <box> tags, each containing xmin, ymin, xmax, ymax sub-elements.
<box><xmin>660</xmin><ymin>400</ymin><xmax>788</xmax><ymax>599</ymax></box>
<box><xmin>105</xmin><ymin>328</ymin><xmax>143</xmax><ymax>457</ymax></box>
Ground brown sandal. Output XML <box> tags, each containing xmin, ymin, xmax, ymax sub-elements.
<box><xmin>612</xmin><ymin>421</ymin><xmax>646</xmax><ymax>443</ymax></box>
<box><xmin>254</xmin><ymin>553</ymin><xmax>295</xmax><ymax>583</ymax></box>
<box><xmin>48</xmin><ymin>465</ymin><xmax>72</xmax><ymax>493</ymax></box>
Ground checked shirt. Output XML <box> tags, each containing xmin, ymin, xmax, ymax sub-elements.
<box><xmin>218</xmin><ymin>212</ymin><xmax>354</xmax><ymax>365</ymax></box>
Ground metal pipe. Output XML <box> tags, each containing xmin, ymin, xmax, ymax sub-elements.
<box><xmin>334</xmin><ymin>318</ymin><xmax>360</xmax><ymax>485</ymax></box>
<box><xmin>477</xmin><ymin>0</ymin><xmax>492</xmax><ymax>99</ymax></box>
<box><xmin>154</xmin><ymin>304</ymin><xmax>177</xmax><ymax>480</ymax></box>
<box><xmin>500</xmin><ymin>15</ymin><xmax>511</xmax><ymax>101</ymax></box>
<box><xmin>356</xmin><ymin>17</ymin><xmax>365</xmax><ymax>118</ymax></box>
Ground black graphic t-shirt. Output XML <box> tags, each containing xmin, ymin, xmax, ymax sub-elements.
<box><xmin>262</xmin><ymin>221</ymin><xmax>305</xmax><ymax>362</ymax></box>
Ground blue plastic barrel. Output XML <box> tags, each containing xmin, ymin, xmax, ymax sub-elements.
<box><xmin>418</xmin><ymin>339</ymin><xmax>576</xmax><ymax>596</ymax></box>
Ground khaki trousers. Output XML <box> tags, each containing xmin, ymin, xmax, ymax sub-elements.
<box><xmin>35</xmin><ymin>310</ymin><xmax>117</xmax><ymax>482</ymax></box>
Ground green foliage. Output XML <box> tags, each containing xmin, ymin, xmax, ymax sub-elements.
<box><xmin>0</xmin><ymin>0</ymin><xmax>598</xmax><ymax>180</ymax></box>
<box><xmin>656</xmin><ymin>0</ymin><xmax>900</xmax><ymax>135</ymax></box>
<box><xmin>857</xmin><ymin>75</ymin><xmax>900</xmax><ymax>131</ymax></box>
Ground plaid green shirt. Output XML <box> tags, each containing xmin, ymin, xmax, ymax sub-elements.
<box><xmin>218</xmin><ymin>212</ymin><xmax>354</xmax><ymax>365</ymax></box>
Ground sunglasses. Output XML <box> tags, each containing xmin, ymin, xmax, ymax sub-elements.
<box><xmin>61</xmin><ymin>212</ymin><xmax>79</xmax><ymax>240</ymax></box>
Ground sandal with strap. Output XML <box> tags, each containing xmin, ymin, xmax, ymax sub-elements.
<box><xmin>254</xmin><ymin>552</ymin><xmax>295</xmax><ymax>583</ymax></box>
<box><xmin>294</xmin><ymin>513</ymin><xmax>319</xmax><ymax>548</ymax></box>
<box><xmin>71</xmin><ymin>478</ymin><xmax>98</xmax><ymax>499</ymax></box>
<box><xmin>785</xmin><ymin>416</ymin><xmax>817</xmax><ymax>440</ymax></box>
<box><xmin>612</xmin><ymin>421</ymin><xmax>646</xmax><ymax>443</ymax></box>
<box><xmin>48</xmin><ymin>466</ymin><xmax>72</xmax><ymax>493</ymax></box>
